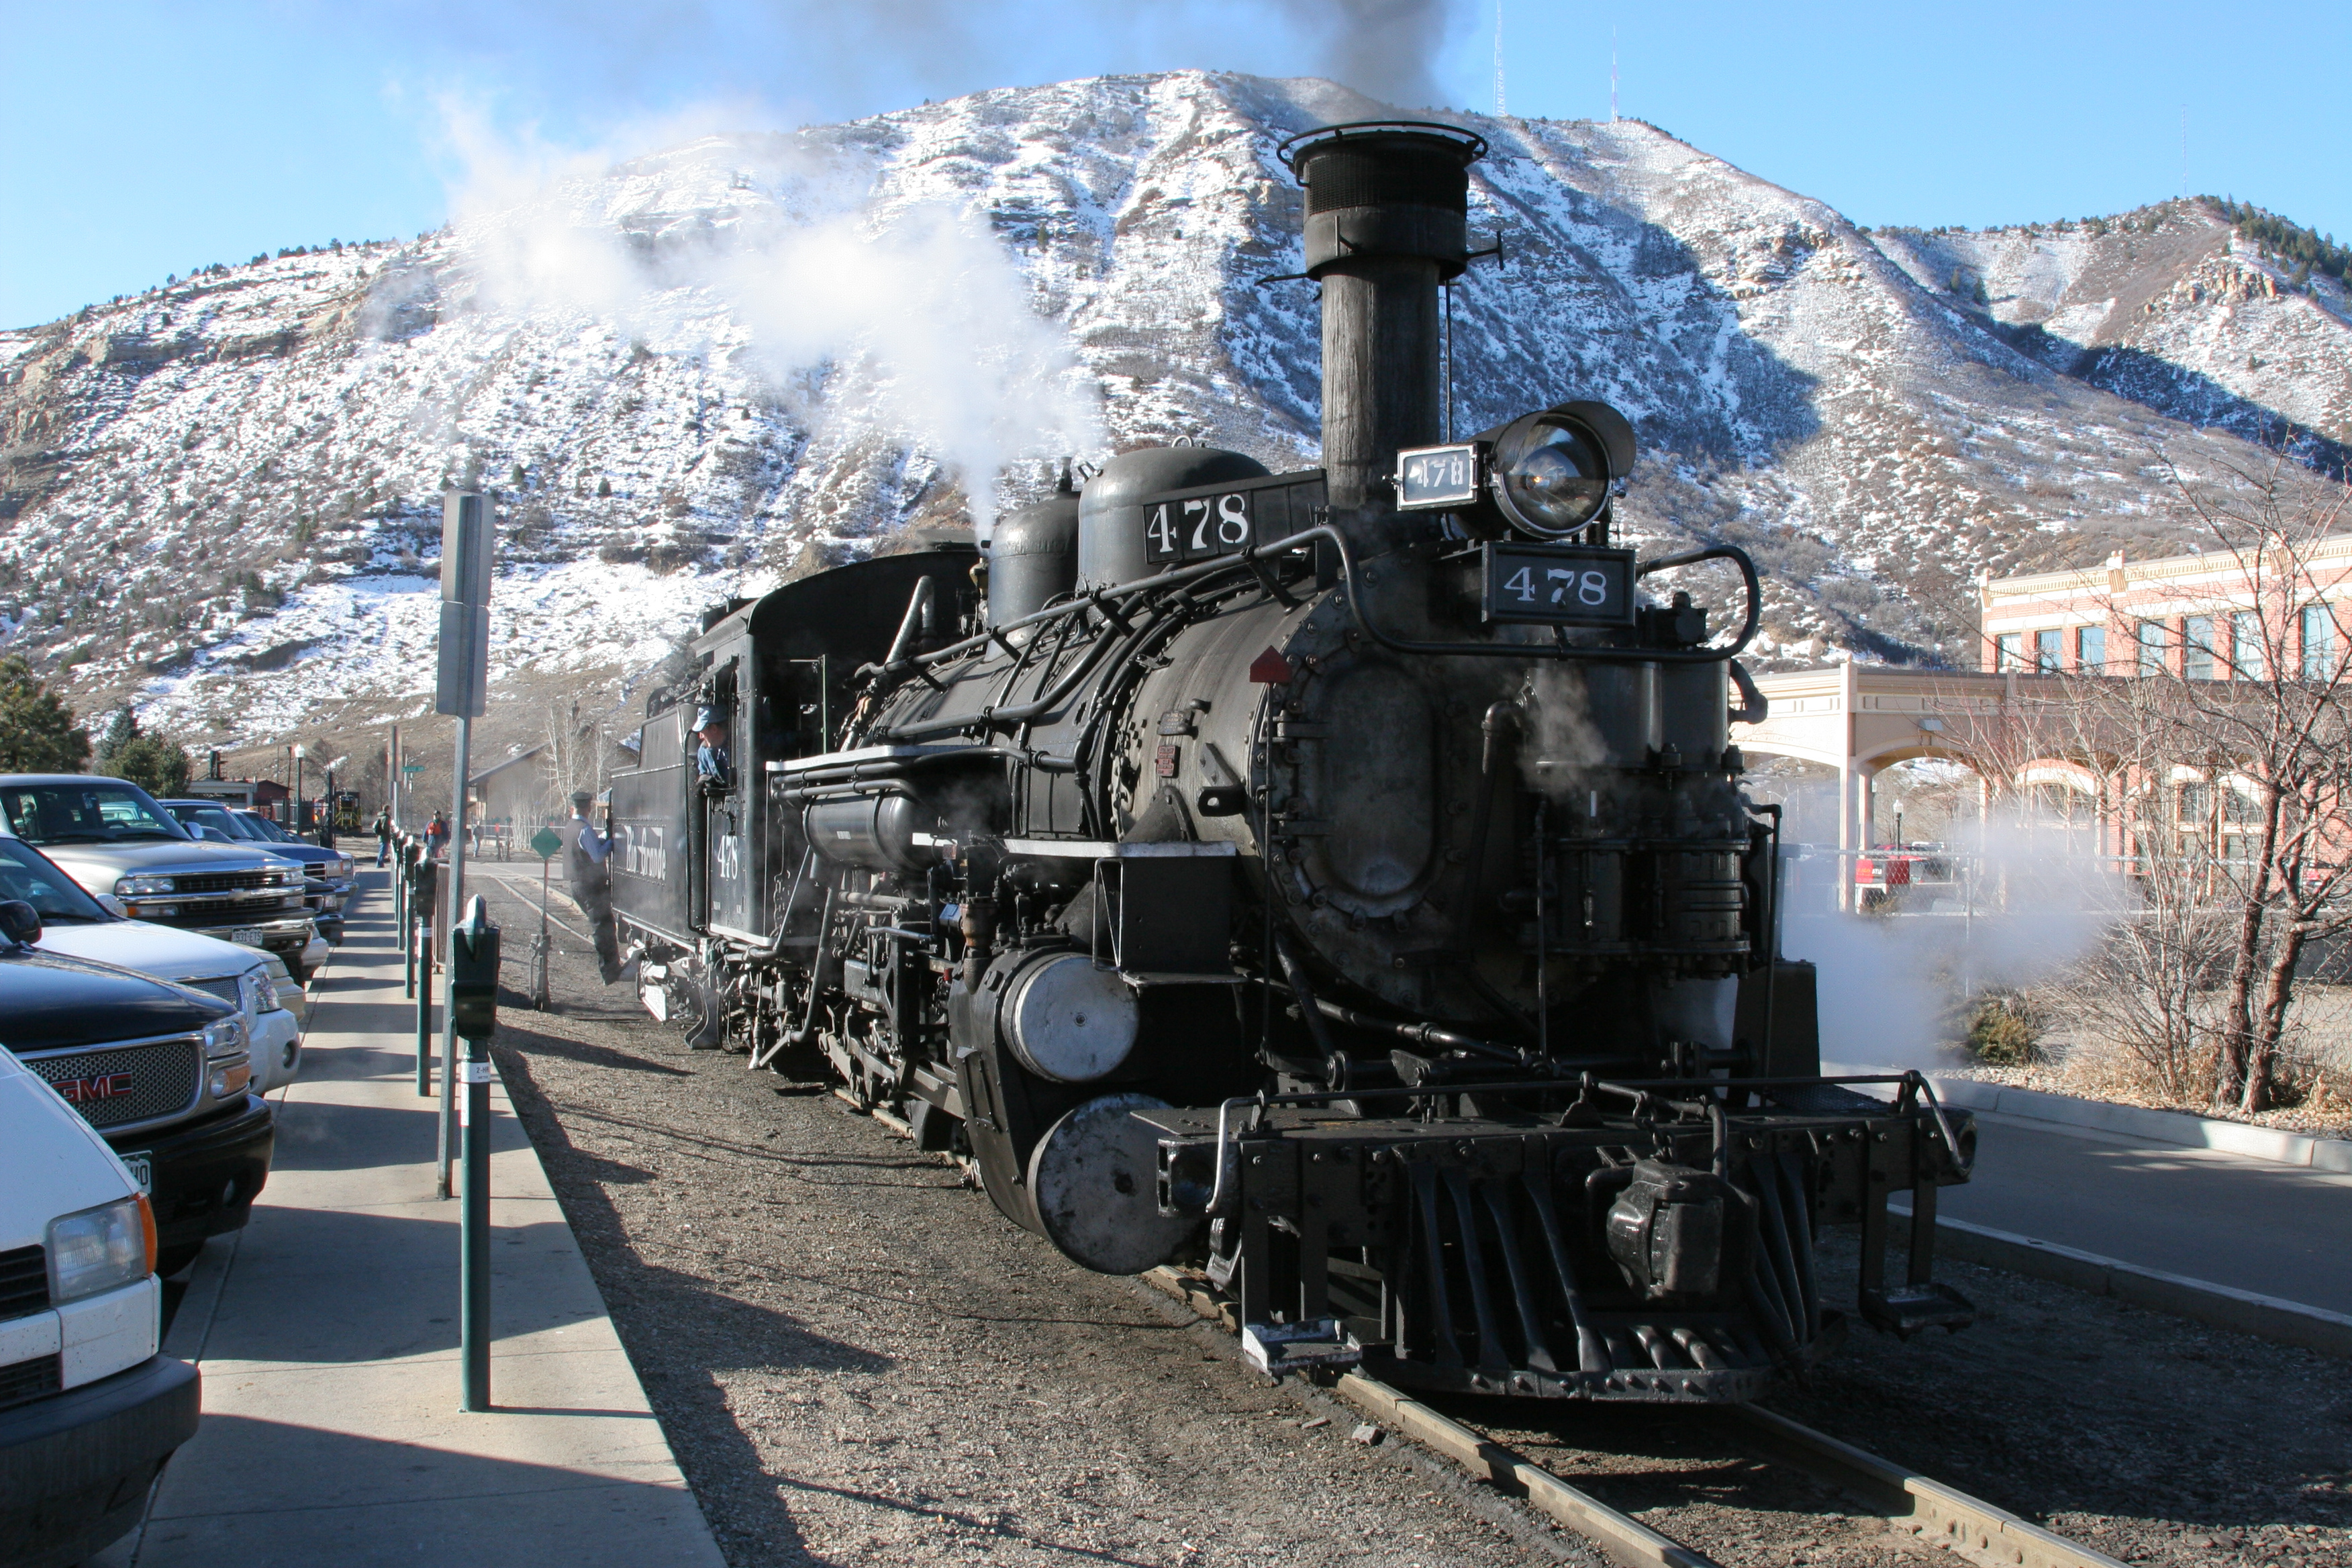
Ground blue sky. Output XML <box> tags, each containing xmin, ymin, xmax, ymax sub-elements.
<box><xmin>4</xmin><ymin>0</ymin><xmax>2346</xmax><ymax>330</ymax></box>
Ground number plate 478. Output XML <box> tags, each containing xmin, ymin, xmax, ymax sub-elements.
<box><xmin>1481</xmin><ymin>542</ymin><xmax>1637</xmax><ymax>628</ymax></box>
<box><xmin>1144</xmin><ymin>491</ymin><xmax>1255</xmax><ymax>562</ymax></box>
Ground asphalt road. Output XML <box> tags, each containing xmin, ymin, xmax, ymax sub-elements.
<box><xmin>1937</xmin><ymin>1114</ymin><xmax>2352</xmax><ymax>1314</ymax></box>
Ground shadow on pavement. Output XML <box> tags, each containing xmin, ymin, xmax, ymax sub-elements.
<box><xmin>134</xmin><ymin>1413</ymin><xmax>756</xmax><ymax>1568</ymax></box>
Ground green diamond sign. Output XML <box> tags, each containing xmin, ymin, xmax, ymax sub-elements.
<box><xmin>530</xmin><ymin>826</ymin><xmax>565</xmax><ymax>860</ymax></box>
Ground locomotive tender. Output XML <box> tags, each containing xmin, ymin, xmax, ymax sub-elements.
<box><xmin>609</xmin><ymin>122</ymin><xmax>1976</xmax><ymax>1402</ymax></box>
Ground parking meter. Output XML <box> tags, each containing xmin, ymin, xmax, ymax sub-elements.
<box><xmin>401</xmin><ymin>842</ymin><xmax>428</xmax><ymax>994</ymax></box>
<box><xmin>449</xmin><ymin>895</ymin><xmax>500</xmax><ymax>1042</ymax></box>
<box><xmin>411</xmin><ymin>855</ymin><xmax>438</xmax><ymax>1095</ymax></box>
<box><xmin>451</xmin><ymin>893</ymin><xmax>499</xmax><ymax>1412</ymax></box>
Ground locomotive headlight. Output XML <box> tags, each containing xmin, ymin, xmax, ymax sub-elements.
<box><xmin>1492</xmin><ymin>414</ymin><xmax>1611</xmax><ymax>536</ymax></box>
<box><xmin>1487</xmin><ymin>401</ymin><xmax>1637</xmax><ymax>539</ymax></box>
<box><xmin>1395</xmin><ymin>399</ymin><xmax>1638</xmax><ymax>542</ymax></box>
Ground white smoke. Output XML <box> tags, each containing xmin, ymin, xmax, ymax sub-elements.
<box><xmin>1778</xmin><ymin>804</ymin><xmax>2127</xmax><ymax>1071</ymax></box>
<box><xmin>432</xmin><ymin>99</ymin><xmax>1101</xmax><ymax>536</ymax></box>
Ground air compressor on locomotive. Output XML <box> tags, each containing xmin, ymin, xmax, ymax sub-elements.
<box><xmin>608</xmin><ymin>121</ymin><xmax>1977</xmax><ymax>1401</ymax></box>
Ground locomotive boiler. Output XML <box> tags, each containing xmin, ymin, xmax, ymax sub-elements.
<box><xmin>607</xmin><ymin>121</ymin><xmax>1977</xmax><ymax>1401</ymax></box>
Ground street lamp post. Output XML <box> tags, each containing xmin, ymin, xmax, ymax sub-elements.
<box><xmin>293</xmin><ymin>744</ymin><xmax>306</xmax><ymax>834</ymax></box>
<box><xmin>322</xmin><ymin>756</ymin><xmax>348</xmax><ymax>848</ymax></box>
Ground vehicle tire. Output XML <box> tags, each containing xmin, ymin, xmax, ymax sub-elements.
<box><xmin>158</xmin><ymin>1242</ymin><xmax>203</xmax><ymax>1277</ymax></box>
<box><xmin>288</xmin><ymin>962</ymin><xmax>313</xmax><ymax>987</ymax></box>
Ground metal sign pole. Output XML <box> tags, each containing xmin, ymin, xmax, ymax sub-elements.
<box><xmin>528</xmin><ymin>824</ymin><xmax>562</xmax><ymax>1011</ymax></box>
<box><xmin>434</xmin><ymin>491</ymin><xmax>493</xmax><ymax>1202</ymax></box>
<box><xmin>438</xmin><ymin>717</ymin><xmax>469</xmax><ymax>1199</ymax></box>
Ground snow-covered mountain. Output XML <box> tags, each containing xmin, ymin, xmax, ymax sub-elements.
<box><xmin>1873</xmin><ymin>207</ymin><xmax>2352</xmax><ymax>471</ymax></box>
<box><xmin>3</xmin><ymin>70</ymin><xmax>2347</xmax><ymax>758</ymax></box>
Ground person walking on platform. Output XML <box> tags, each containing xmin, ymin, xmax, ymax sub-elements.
<box><xmin>567</xmin><ymin>790</ymin><xmax>624</xmax><ymax>984</ymax></box>
<box><xmin>427</xmin><ymin>810</ymin><xmax>450</xmax><ymax>861</ymax></box>
<box><xmin>373</xmin><ymin>810</ymin><xmax>391</xmax><ymax>867</ymax></box>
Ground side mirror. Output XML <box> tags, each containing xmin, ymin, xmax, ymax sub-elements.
<box><xmin>199</xmin><ymin>826</ymin><xmax>234</xmax><ymax>843</ymax></box>
<box><xmin>0</xmin><ymin>899</ymin><xmax>42</xmax><ymax>947</ymax></box>
<box><xmin>98</xmin><ymin>893</ymin><xmax>131</xmax><ymax>918</ymax></box>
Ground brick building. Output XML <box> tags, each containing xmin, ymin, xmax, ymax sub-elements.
<box><xmin>1975</xmin><ymin>537</ymin><xmax>2352</xmax><ymax>680</ymax></box>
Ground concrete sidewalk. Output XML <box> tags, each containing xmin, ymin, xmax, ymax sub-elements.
<box><xmin>99</xmin><ymin>871</ymin><xmax>725</xmax><ymax>1567</ymax></box>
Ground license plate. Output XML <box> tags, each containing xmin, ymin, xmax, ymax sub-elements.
<box><xmin>121</xmin><ymin>1151</ymin><xmax>153</xmax><ymax>1195</ymax></box>
<box><xmin>232</xmin><ymin>927</ymin><xmax>263</xmax><ymax>946</ymax></box>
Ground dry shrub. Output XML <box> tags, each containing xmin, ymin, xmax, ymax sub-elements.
<box><xmin>2039</xmin><ymin>903</ymin><xmax>2235</xmax><ymax>1103</ymax></box>
<box><xmin>2059</xmin><ymin>1034</ymin><xmax>2220</xmax><ymax>1106</ymax></box>
<box><xmin>1963</xmin><ymin>989</ymin><xmax>2046</xmax><ymax>1065</ymax></box>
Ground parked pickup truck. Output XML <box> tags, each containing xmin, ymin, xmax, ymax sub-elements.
<box><xmin>0</xmin><ymin>832</ymin><xmax>306</xmax><ymax>1095</ymax></box>
<box><xmin>160</xmin><ymin>797</ymin><xmax>353</xmax><ymax>946</ymax></box>
<box><xmin>0</xmin><ymin>774</ymin><xmax>325</xmax><ymax>983</ymax></box>
<box><xmin>0</xmin><ymin>1027</ymin><xmax>201</xmax><ymax>1568</ymax></box>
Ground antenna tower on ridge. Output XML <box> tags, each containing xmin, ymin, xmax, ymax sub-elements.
<box><xmin>1611</xmin><ymin>28</ymin><xmax>1620</xmax><ymax>121</ymax></box>
<box><xmin>1493</xmin><ymin>0</ymin><xmax>1506</xmax><ymax>117</ymax></box>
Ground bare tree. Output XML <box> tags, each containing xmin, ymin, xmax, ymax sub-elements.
<box><xmin>1936</xmin><ymin>453</ymin><xmax>2352</xmax><ymax>1112</ymax></box>
<box><xmin>1996</xmin><ymin>457</ymin><xmax>2352</xmax><ymax>1111</ymax></box>
<box><xmin>540</xmin><ymin>699</ymin><xmax>597</xmax><ymax>821</ymax></box>
<box><xmin>2142</xmin><ymin>459</ymin><xmax>2352</xmax><ymax>1109</ymax></box>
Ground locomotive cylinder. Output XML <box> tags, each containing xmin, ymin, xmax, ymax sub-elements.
<box><xmin>1003</xmin><ymin>952</ymin><xmax>1140</xmax><ymax>1083</ymax></box>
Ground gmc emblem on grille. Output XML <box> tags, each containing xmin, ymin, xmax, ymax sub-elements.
<box><xmin>56</xmin><ymin>1073</ymin><xmax>134</xmax><ymax>1104</ymax></box>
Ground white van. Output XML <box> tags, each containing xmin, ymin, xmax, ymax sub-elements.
<box><xmin>0</xmin><ymin>1045</ymin><xmax>199</xmax><ymax>1567</ymax></box>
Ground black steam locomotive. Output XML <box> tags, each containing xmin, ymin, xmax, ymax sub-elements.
<box><xmin>608</xmin><ymin>122</ymin><xmax>1975</xmax><ymax>1402</ymax></box>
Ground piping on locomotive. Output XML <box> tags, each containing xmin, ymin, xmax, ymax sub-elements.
<box><xmin>607</xmin><ymin>121</ymin><xmax>1977</xmax><ymax>1402</ymax></box>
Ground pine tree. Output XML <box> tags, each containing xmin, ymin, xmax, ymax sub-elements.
<box><xmin>95</xmin><ymin>705</ymin><xmax>140</xmax><ymax>765</ymax></box>
<box><xmin>111</xmin><ymin>735</ymin><xmax>192</xmax><ymax>797</ymax></box>
<box><xmin>0</xmin><ymin>657</ymin><xmax>92</xmax><ymax>772</ymax></box>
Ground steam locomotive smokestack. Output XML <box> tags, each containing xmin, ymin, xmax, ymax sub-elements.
<box><xmin>1287</xmin><ymin>122</ymin><xmax>1487</xmax><ymax>528</ymax></box>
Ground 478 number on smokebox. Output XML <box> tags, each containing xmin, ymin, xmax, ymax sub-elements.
<box><xmin>1481</xmin><ymin>542</ymin><xmax>1636</xmax><ymax>628</ymax></box>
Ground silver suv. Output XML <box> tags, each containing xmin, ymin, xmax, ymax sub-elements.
<box><xmin>0</xmin><ymin>775</ymin><xmax>320</xmax><ymax>983</ymax></box>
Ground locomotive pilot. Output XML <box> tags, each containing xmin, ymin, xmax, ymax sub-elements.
<box><xmin>567</xmin><ymin>789</ymin><xmax>624</xmax><ymax>984</ymax></box>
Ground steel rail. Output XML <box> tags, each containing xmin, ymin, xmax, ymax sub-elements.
<box><xmin>1718</xmin><ymin>1404</ymin><xmax>2128</xmax><ymax>1568</ymax></box>
<box><xmin>1335</xmin><ymin>1371</ymin><xmax>2127</xmax><ymax>1568</ymax></box>
<box><xmin>1332</xmin><ymin>1373</ymin><xmax>1715</xmax><ymax>1568</ymax></box>
<box><xmin>1137</xmin><ymin>1262</ymin><xmax>2122</xmax><ymax>1568</ymax></box>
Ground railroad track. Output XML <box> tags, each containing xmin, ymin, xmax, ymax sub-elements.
<box><xmin>1144</xmin><ymin>1269</ymin><xmax>2123</xmax><ymax>1568</ymax></box>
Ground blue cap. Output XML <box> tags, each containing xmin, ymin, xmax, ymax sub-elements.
<box><xmin>693</xmin><ymin>707</ymin><xmax>724</xmax><ymax>730</ymax></box>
